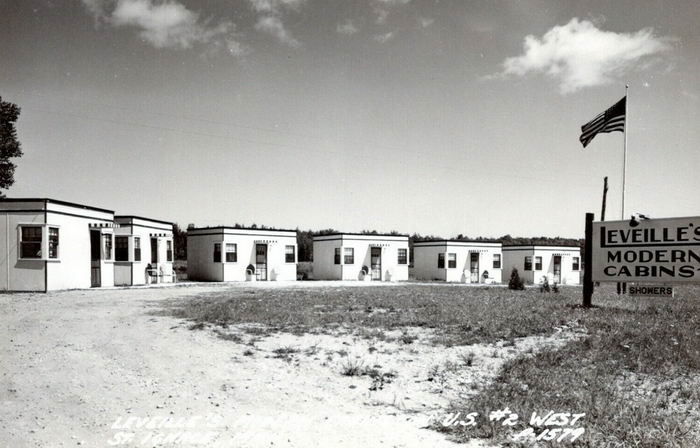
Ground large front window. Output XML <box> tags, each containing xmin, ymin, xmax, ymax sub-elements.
<box><xmin>20</xmin><ymin>226</ymin><xmax>42</xmax><ymax>259</ymax></box>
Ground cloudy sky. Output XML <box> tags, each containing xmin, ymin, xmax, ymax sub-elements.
<box><xmin>1</xmin><ymin>0</ymin><xmax>698</xmax><ymax>238</ymax></box>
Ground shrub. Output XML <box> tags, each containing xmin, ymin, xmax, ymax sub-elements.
<box><xmin>508</xmin><ymin>268</ymin><xmax>525</xmax><ymax>290</ymax></box>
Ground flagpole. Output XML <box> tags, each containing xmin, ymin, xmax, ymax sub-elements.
<box><xmin>621</xmin><ymin>84</ymin><xmax>629</xmax><ymax>220</ymax></box>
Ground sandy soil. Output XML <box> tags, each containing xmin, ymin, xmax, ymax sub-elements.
<box><xmin>0</xmin><ymin>282</ymin><xmax>582</xmax><ymax>448</ymax></box>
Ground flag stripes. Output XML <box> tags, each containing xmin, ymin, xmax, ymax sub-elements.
<box><xmin>580</xmin><ymin>96</ymin><xmax>626</xmax><ymax>148</ymax></box>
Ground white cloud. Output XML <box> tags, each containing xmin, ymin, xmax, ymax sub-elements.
<box><xmin>337</xmin><ymin>20</ymin><xmax>359</xmax><ymax>35</ymax></box>
<box><xmin>500</xmin><ymin>18</ymin><xmax>673</xmax><ymax>93</ymax></box>
<box><xmin>247</xmin><ymin>0</ymin><xmax>306</xmax><ymax>14</ymax></box>
<box><xmin>419</xmin><ymin>17</ymin><xmax>434</xmax><ymax>28</ymax></box>
<box><xmin>255</xmin><ymin>15</ymin><xmax>300</xmax><ymax>48</ymax></box>
<box><xmin>373</xmin><ymin>31</ymin><xmax>395</xmax><ymax>43</ymax></box>
<box><xmin>371</xmin><ymin>0</ymin><xmax>411</xmax><ymax>24</ymax></box>
<box><xmin>81</xmin><ymin>0</ymin><xmax>245</xmax><ymax>55</ymax></box>
<box><xmin>246</xmin><ymin>0</ymin><xmax>304</xmax><ymax>47</ymax></box>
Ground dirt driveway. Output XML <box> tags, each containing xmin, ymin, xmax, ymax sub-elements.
<box><xmin>1</xmin><ymin>283</ymin><xmax>574</xmax><ymax>447</ymax></box>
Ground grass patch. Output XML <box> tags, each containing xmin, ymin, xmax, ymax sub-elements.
<box><xmin>439</xmin><ymin>284</ymin><xmax>700</xmax><ymax>447</ymax></box>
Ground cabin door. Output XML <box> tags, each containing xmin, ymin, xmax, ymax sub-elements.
<box><xmin>553</xmin><ymin>256</ymin><xmax>562</xmax><ymax>284</ymax></box>
<box><xmin>255</xmin><ymin>244</ymin><xmax>268</xmax><ymax>281</ymax></box>
<box><xmin>90</xmin><ymin>231</ymin><xmax>101</xmax><ymax>287</ymax></box>
<box><xmin>470</xmin><ymin>253</ymin><xmax>480</xmax><ymax>283</ymax></box>
<box><xmin>370</xmin><ymin>247</ymin><xmax>382</xmax><ymax>281</ymax></box>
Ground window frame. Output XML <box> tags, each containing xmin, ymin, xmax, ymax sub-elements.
<box><xmin>437</xmin><ymin>253</ymin><xmax>445</xmax><ymax>269</ymax></box>
<box><xmin>572</xmin><ymin>256</ymin><xmax>580</xmax><ymax>271</ymax></box>
<box><xmin>115</xmin><ymin>235</ymin><xmax>130</xmax><ymax>262</ymax></box>
<box><xmin>524</xmin><ymin>256</ymin><xmax>533</xmax><ymax>271</ymax></box>
<box><xmin>134</xmin><ymin>237</ymin><xmax>141</xmax><ymax>262</ymax></box>
<box><xmin>535</xmin><ymin>256</ymin><xmax>543</xmax><ymax>271</ymax></box>
<box><xmin>343</xmin><ymin>247</ymin><xmax>354</xmax><ymax>265</ymax></box>
<box><xmin>447</xmin><ymin>252</ymin><xmax>457</xmax><ymax>269</ymax></box>
<box><xmin>285</xmin><ymin>245</ymin><xmax>295</xmax><ymax>263</ymax></box>
<box><xmin>334</xmin><ymin>248</ymin><xmax>341</xmax><ymax>265</ymax></box>
<box><xmin>397</xmin><ymin>248</ymin><xmax>407</xmax><ymax>265</ymax></box>
<box><xmin>103</xmin><ymin>234</ymin><xmax>113</xmax><ymax>261</ymax></box>
<box><xmin>18</xmin><ymin>225</ymin><xmax>43</xmax><ymax>260</ymax></box>
<box><xmin>213</xmin><ymin>242</ymin><xmax>222</xmax><ymax>263</ymax></box>
<box><xmin>493</xmin><ymin>254</ymin><xmax>501</xmax><ymax>269</ymax></box>
<box><xmin>166</xmin><ymin>240</ymin><xmax>173</xmax><ymax>262</ymax></box>
<box><xmin>225</xmin><ymin>243</ymin><xmax>238</xmax><ymax>263</ymax></box>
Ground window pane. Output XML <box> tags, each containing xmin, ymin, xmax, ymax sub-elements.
<box><xmin>134</xmin><ymin>237</ymin><xmax>141</xmax><ymax>261</ymax></box>
<box><xmin>493</xmin><ymin>254</ymin><xmax>501</xmax><ymax>269</ymax></box>
<box><xmin>344</xmin><ymin>247</ymin><xmax>354</xmax><ymax>264</ymax></box>
<box><xmin>115</xmin><ymin>236</ymin><xmax>129</xmax><ymax>261</ymax></box>
<box><xmin>397</xmin><ymin>248</ymin><xmax>407</xmax><ymax>265</ymax></box>
<box><xmin>226</xmin><ymin>243</ymin><xmax>237</xmax><ymax>262</ymax></box>
<box><xmin>48</xmin><ymin>227</ymin><xmax>59</xmax><ymax>259</ymax></box>
<box><xmin>285</xmin><ymin>245</ymin><xmax>295</xmax><ymax>263</ymax></box>
<box><xmin>448</xmin><ymin>253</ymin><xmax>456</xmax><ymax>268</ymax></box>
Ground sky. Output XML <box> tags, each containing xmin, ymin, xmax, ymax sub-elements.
<box><xmin>1</xmin><ymin>0</ymin><xmax>699</xmax><ymax>239</ymax></box>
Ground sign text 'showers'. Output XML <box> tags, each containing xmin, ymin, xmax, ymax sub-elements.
<box><xmin>591</xmin><ymin>216</ymin><xmax>700</xmax><ymax>283</ymax></box>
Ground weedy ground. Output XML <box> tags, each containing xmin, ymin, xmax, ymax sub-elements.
<box><xmin>166</xmin><ymin>283</ymin><xmax>700</xmax><ymax>447</ymax></box>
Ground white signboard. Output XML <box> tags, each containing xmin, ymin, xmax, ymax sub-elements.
<box><xmin>592</xmin><ymin>216</ymin><xmax>700</xmax><ymax>283</ymax></box>
<box><xmin>628</xmin><ymin>285</ymin><xmax>674</xmax><ymax>297</ymax></box>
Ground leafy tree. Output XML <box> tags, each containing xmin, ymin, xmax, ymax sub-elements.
<box><xmin>172</xmin><ymin>223</ymin><xmax>187</xmax><ymax>260</ymax></box>
<box><xmin>0</xmin><ymin>97</ymin><xmax>23</xmax><ymax>196</ymax></box>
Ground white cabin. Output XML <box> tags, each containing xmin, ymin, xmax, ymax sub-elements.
<box><xmin>187</xmin><ymin>227</ymin><xmax>297</xmax><ymax>282</ymax></box>
<box><xmin>313</xmin><ymin>233</ymin><xmax>409</xmax><ymax>281</ymax></box>
<box><xmin>114</xmin><ymin>216</ymin><xmax>174</xmax><ymax>286</ymax></box>
<box><xmin>413</xmin><ymin>240</ymin><xmax>503</xmax><ymax>283</ymax></box>
<box><xmin>502</xmin><ymin>245</ymin><xmax>581</xmax><ymax>285</ymax></box>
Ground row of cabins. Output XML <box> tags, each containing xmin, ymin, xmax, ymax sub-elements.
<box><xmin>0</xmin><ymin>198</ymin><xmax>581</xmax><ymax>291</ymax></box>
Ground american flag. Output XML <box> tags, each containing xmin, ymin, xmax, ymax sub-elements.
<box><xmin>580</xmin><ymin>96</ymin><xmax>626</xmax><ymax>148</ymax></box>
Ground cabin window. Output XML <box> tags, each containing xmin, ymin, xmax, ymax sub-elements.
<box><xmin>225</xmin><ymin>243</ymin><xmax>237</xmax><ymax>262</ymax></box>
<box><xmin>103</xmin><ymin>234</ymin><xmax>113</xmax><ymax>261</ymax></box>
<box><xmin>397</xmin><ymin>248</ymin><xmax>407</xmax><ymax>265</ymax></box>
<box><xmin>134</xmin><ymin>237</ymin><xmax>141</xmax><ymax>261</ymax></box>
<box><xmin>115</xmin><ymin>236</ymin><xmax>129</xmax><ymax>261</ymax></box>
<box><xmin>535</xmin><ymin>256</ymin><xmax>542</xmax><ymax>270</ymax></box>
<box><xmin>19</xmin><ymin>226</ymin><xmax>42</xmax><ymax>259</ymax></box>
<box><xmin>166</xmin><ymin>240</ymin><xmax>173</xmax><ymax>262</ymax></box>
<box><xmin>213</xmin><ymin>243</ymin><xmax>221</xmax><ymax>262</ymax></box>
<box><xmin>447</xmin><ymin>253</ymin><xmax>457</xmax><ymax>269</ymax></box>
<box><xmin>524</xmin><ymin>256</ymin><xmax>532</xmax><ymax>271</ymax></box>
<box><xmin>572</xmin><ymin>257</ymin><xmax>580</xmax><ymax>271</ymax></box>
<box><xmin>48</xmin><ymin>227</ymin><xmax>59</xmax><ymax>259</ymax></box>
<box><xmin>493</xmin><ymin>254</ymin><xmax>501</xmax><ymax>269</ymax></box>
<box><xmin>437</xmin><ymin>253</ymin><xmax>445</xmax><ymax>269</ymax></box>
<box><xmin>344</xmin><ymin>247</ymin><xmax>354</xmax><ymax>264</ymax></box>
<box><xmin>334</xmin><ymin>248</ymin><xmax>340</xmax><ymax>265</ymax></box>
<box><xmin>285</xmin><ymin>245</ymin><xmax>295</xmax><ymax>263</ymax></box>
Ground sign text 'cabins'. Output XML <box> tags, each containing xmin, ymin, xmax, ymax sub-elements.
<box><xmin>591</xmin><ymin>216</ymin><xmax>700</xmax><ymax>283</ymax></box>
